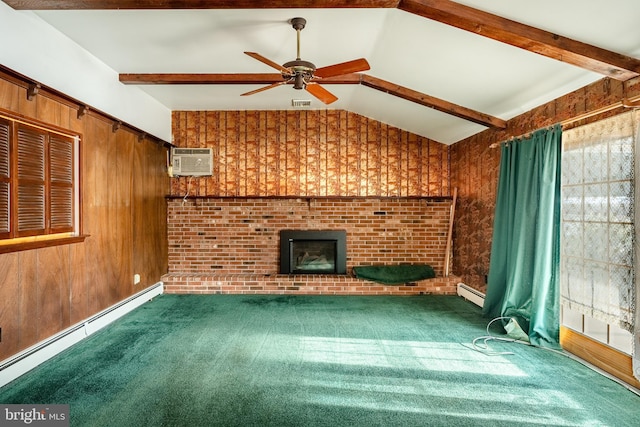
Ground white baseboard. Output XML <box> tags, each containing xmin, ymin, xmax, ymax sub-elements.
<box><xmin>457</xmin><ymin>283</ymin><xmax>485</xmax><ymax>308</ymax></box>
<box><xmin>0</xmin><ymin>282</ymin><xmax>163</xmax><ymax>388</ymax></box>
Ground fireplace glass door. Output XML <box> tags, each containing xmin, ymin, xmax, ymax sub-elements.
<box><xmin>291</xmin><ymin>240</ymin><xmax>337</xmax><ymax>273</ymax></box>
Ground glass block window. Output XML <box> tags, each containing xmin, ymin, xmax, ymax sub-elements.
<box><xmin>561</xmin><ymin>111</ymin><xmax>636</xmax><ymax>331</ymax></box>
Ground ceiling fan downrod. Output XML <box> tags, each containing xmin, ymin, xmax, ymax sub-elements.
<box><xmin>285</xmin><ymin>17</ymin><xmax>315</xmax><ymax>90</ymax></box>
<box><xmin>291</xmin><ymin>17</ymin><xmax>305</xmax><ymax>60</ymax></box>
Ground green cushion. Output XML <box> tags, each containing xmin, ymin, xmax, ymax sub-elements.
<box><xmin>353</xmin><ymin>264</ymin><xmax>436</xmax><ymax>285</ymax></box>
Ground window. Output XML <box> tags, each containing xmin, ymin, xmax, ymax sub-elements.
<box><xmin>0</xmin><ymin>113</ymin><xmax>80</xmax><ymax>248</ymax></box>
<box><xmin>560</xmin><ymin>111</ymin><xmax>636</xmax><ymax>331</ymax></box>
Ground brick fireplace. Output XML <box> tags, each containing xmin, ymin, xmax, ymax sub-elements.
<box><xmin>162</xmin><ymin>197</ymin><xmax>460</xmax><ymax>294</ymax></box>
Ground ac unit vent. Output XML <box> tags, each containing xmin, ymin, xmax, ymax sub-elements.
<box><xmin>171</xmin><ymin>148</ymin><xmax>213</xmax><ymax>176</ymax></box>
<box><xmin>292</xmin><ymin>99</ymin><xmax>312</xmax><ymax>108</ymax></box>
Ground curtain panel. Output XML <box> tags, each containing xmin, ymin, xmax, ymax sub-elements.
<box><xmin>484</xmin><ymin>125</ymin><xmax>562</xmax><ymax>348</ymax></box>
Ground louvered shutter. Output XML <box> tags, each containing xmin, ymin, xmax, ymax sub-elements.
<box><xmin>0</xmin><ymin>119</ymin><xmax>10</xmax><ymax>238</ymax></box>
<box><xmin>49</xmin><ymin>134</ymin><xmax>74</xmax><ymax>232</ymax></box>
<box><xmin>17</xmin><ymin>125</ymin><xmax>45</xmax><ymax>236</ymax></box>
<box><xmin>1</xmin><ymin>116</ymin><xmax>78</xmax><ymax>243</ymax></box>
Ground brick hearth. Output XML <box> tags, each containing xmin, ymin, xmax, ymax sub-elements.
<box><xmin>161</xmin><ymin>273</ymin><xmax>460</xmax><ymax>295</ymax></box>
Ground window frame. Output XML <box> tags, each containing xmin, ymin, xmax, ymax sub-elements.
<box><xmin>0</xmin><ymin>110</ymin><xmax>85</xmax><ymax>253</ymax></box>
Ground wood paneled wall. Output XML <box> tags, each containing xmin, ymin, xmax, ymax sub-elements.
<box><xmin>171</xmin><ymin>110</ymin><xmax>450</xmax><ymax>198</ymax></box>
<box><xmin>0</xmin><ymin>72</ymin><xmax>169</xmax><ymax>361</ymax></box>
<box><xmin>450</xmin><ymin>76</ymin><xmax>640</xmax><ymax>291</ymax></box>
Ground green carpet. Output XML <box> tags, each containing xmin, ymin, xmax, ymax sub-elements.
<box><xmin>1</xmin><ymin>295</ymin><xmax>638</xmax><ymax>426</ymax></box>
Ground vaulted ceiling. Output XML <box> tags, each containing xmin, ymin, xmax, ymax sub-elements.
<box><xmin>4</xmin><ymin>0</ymin><xmax>640</xmax><ymax>144</ymax></box>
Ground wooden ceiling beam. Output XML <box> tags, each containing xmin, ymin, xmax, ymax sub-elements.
<box><xmin>120</xmin><ymin>72</ymin><xmax>505</xmax><ymax>129</ymax></box>
<box><xmin>3</xmin><ymin>0</ymin><xmax>399</xmax><ymax>9</ymax></box>
<box><xmin>398</xmin><ymin>0</ymin><xmax>640</xmax><ymax>81</ymax></box>
<box><xmin>361</xmin><ymin>75</ymin><xmax>506</xmax><ymax>129</ymax></box>
<box><xmin>118</xmin><ymin>73</ymin><xmax>364</xmax><ymax>84</ymax></box>
<box><xmin>119</xmin><ymin>73</ymin><xmax>284</xmax><ymax>85</ymax></box>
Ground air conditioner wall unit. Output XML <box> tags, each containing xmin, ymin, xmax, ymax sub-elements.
<box><xmin>171</xmin><ymin>148</ymin><xmax>213</xmax><ymax>176</ymax></box>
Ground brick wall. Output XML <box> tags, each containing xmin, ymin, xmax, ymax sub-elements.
<box><xmin>163</xmin><ymin>197</ymin><xmax>459</xmax><ymax>295</ymax></box>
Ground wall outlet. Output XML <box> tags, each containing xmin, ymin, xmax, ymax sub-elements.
<box><xmin>133</xmin><ymin>274</ymin><xmax>141</xmax><ymax>285</ymax></box>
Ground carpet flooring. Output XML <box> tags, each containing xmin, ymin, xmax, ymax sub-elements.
<box><xmin>1</xmin><ymin>295</ymin><xmax>639</xmax><ymax>426</ymax></box>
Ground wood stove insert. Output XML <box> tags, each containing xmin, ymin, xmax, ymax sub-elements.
<box><xmin>279</xmin><ymin>230</ymin><xmax>347</xmax><ymax>274</ymax></box>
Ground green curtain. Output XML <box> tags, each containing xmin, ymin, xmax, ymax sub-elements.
<box><xmin>483</xmin><ymin>125</ymin><xmax>562</xmax><ymax>348</ymax></box>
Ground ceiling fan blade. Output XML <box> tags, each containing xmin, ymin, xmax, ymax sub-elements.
<box><xmin>314</xmin><ymin>58</ymin><xmax>370</xmax><ymax>79</ymax></box>
<box><xmin>305</xmin><ymin>82</ymin><xmax>338</xmax><ymax>105</ymax></box>
<box><xmin>240</xmin><ymin>81</ymin><xmax>287</xmax><ymax>97</ymax></box>
<box><xmin>244</xmin><ymin>52</ymin><xmax>291</xmax><ymax>74</ymax></box>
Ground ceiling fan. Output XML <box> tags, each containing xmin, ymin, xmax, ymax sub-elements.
<box><xmin>241</xmin><ymin>17</ymin><xmax>370</xmax><ymax>104</ymax></box>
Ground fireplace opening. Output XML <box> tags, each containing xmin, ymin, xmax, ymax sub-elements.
<box><xmin>280</xmin><ymin>230</ymin><xmax>347</xmax><ymax>274</ymax></box>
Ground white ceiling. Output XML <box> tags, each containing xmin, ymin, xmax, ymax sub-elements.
<box><xmin>23</xmin><ymin>0</ymin><xmax>640</xmax><ymax>144</ymax></box>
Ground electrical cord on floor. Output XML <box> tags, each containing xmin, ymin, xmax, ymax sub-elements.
<box><xmin>472</xmin><ymin>316</ymin><xmax>532</xmax><ymax>356</ymax></box>
<box><xmin>473</xmin><ymin>316</ymin><xmax>568</xmax><ymax>358</ymax></box>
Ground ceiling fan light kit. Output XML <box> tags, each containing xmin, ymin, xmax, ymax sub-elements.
<box><xmin>242</xmin><ymin>17</ymin><xmax>370</xmax><ymax>104</ymax></box>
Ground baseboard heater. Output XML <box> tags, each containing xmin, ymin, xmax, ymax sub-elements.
<box><xmin>457</xmin><ymin>283</ymin><xmax>485</xmax><ymax>308</ymax></box>
<box><xmin>0</xmin><ymin>282</ymin><xmax>164</xmax><ymax>388</ymax></box>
